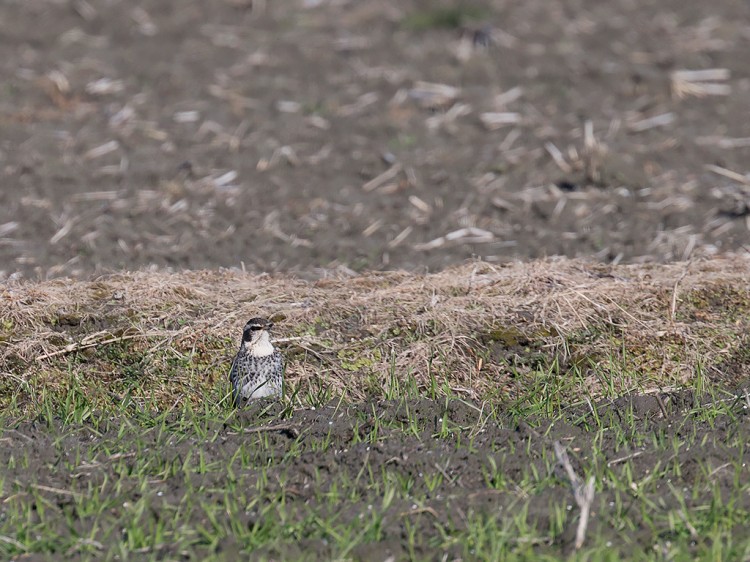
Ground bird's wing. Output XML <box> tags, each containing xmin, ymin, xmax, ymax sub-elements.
<box><xmin>229</xmin><ymin>356</ymin><xmax>237</xmax><ymax>384</ymax></box>
<box><xmin>229</xmin><ymin>353</ymin><xmax>245</xmax><ymax>405</ymax></box>
<box><xmin>274</xmin><ymin>350</ymin><xmax>285</xmax><ymax>395</ymax></box>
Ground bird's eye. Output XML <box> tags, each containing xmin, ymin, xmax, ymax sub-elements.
<box><xmin>249</xmin><ymin>326</ymin><xmax>262</xmax><ymax>331</ymax></box>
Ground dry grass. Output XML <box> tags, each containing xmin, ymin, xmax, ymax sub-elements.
<box><xmin>1</xmin><ymin>257</ymin><xmax>749</xmax><ymax>414</ymax></box>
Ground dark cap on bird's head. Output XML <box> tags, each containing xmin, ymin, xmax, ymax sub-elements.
<box><xmin>242</xmin><ymin>317</ymin><xmax>273</xmax><ymax>341</ymax></box>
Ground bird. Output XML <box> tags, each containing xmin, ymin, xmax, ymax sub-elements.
<box><xmin>229</xmin><ymin>317</ymin><xmax>284</xmax><ymax>405</ymax></box>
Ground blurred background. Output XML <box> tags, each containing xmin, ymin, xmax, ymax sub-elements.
<box><xmin>1</xmin><ymin>0</ymin><xmax>749</xmax><ymax>280</ymax></box>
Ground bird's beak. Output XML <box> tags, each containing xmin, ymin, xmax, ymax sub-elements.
<box><xmin>266</xmin><ymin>321</ymin><xmax>274</xmax><ymax>330</ymax></box>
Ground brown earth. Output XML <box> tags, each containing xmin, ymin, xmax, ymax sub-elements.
<box><xmin>2</xmin><ymin>0</ymin><xmax>750</xmax><ymax>280</ymax></box>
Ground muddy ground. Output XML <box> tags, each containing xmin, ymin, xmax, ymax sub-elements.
<box><xmin>2</xmin><ymin>0</ymin><xmax>750</xmax><ymax>280</ymax></box>
<box><xmin>3</xmin><ymin>392</ymin><xmax>750</xmax><ymax>560</ymax></box>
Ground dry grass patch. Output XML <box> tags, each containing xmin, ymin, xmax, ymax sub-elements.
<box><xmin>1</xmin><ymin>257</ymin><xmax>748</xmax><ymax>415</ymax></box>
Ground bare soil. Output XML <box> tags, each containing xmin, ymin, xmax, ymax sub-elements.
<box><xmin>2</xmin><ymin>0</ymin><xmax>750</xmax><ymax>280</ymax></box>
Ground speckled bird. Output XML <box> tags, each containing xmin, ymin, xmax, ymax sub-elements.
<box><xmin>229</xmin><ymin>317</ymin><xmax>284</xmax><ymax>405</ymax></box>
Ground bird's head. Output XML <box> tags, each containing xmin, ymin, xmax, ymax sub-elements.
<box><xmin>241</xmin><ymin>317</ymin><xmax>274</xmax><ymax>346</ymax></box>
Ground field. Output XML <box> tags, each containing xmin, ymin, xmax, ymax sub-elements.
<box><xmin>2</xmin><ymin>259</ymin><xmax>750</xmax><ymax>560</ymax></box>
<box><xmin>2</xmin><ymin>0</ymin><xmax>750</xmax><ymax>278</ymax></box>
<box><xmin>3</xmin><ymin>0</ymin><xmax>750</xmax><ymax>560</ymax></box>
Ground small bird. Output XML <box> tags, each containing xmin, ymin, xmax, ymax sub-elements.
<box><xmin>229</xmin><ymin>317</ymin><xmax>284</xmax><ymax>405</ymax></box>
